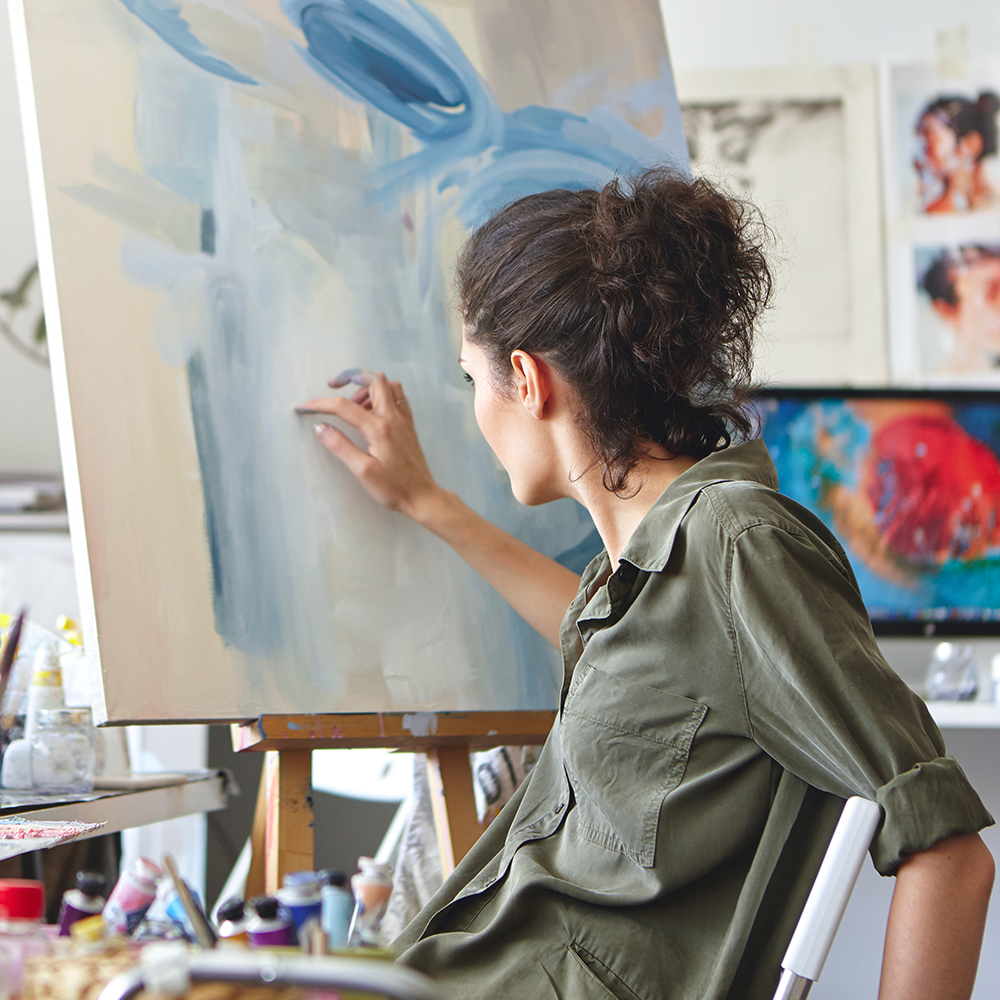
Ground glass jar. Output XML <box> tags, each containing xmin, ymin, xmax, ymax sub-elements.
<box><xmin>29</xmin><ymin>708</ymin><xmax>95</xmax><ymax>794</ymax></box>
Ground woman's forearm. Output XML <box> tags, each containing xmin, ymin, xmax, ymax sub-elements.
<box><xmin>408</xmin><ymin>486</ymin><xmax>580</xmax><ymax>647</ymax></box>
<box><xmin>879</xmin><ymin>832</ymin><xmax>994</xmax><ymax>1000</ymax></box>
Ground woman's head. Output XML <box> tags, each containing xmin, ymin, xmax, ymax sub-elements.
<box><xmin>917</xmin><ymin>92</ymin><xmax>1000</xmax><ymax>172</ymax></box>
<box><xmin>456</xmin><ymin>167</ymin><xmax>772</xmax><ymax>494</ymax></box>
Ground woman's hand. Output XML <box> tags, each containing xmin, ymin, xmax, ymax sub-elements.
<box><xmin>296</xmin><ymin>368</ymin><xmax>442</xmax><ymax>521</ymax></box>
<box><xmin>296</xmin><ymin>367</ymin><xmax>581</xmax><ymax>645</ymax></box>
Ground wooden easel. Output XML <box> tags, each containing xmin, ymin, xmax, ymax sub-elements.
<box><xmin>233</xmin><ymin>711</ymin><xmax>556</xmax><ymax>896</ymax></box>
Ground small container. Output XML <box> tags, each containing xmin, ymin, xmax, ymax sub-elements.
<box><xmin>245</xmin><ymin>897</ymin><xmax>295</xmax><ymax>948</ymax></box>
<box><xmin>276</xmin><ymin>871</ymin><xmax>322</xmax><ymax>936</ymax></box>
<box><xmin>926</xmin><ymin>642</ymin><xmax>979</xmax><ymax>701</ymax></box>
<box><xmin>163</xmin><ymin>882</ymin><xmax>204</xmax><ymax>942</ymax></box>
<box><xmin>320</xmin><ymin>870</ymin><xmax>354</xmax><ymax>949</ymax></box>
<box><xmin>57</xmin><ymin>870</ymin><xmax>107</xmax><ymax>936</ymax></box>
<box><xmin>0</xmin><ymin>879</ymin><xmax>51</xmax><ymax>996</ymax></box>
<box><xmin>216</xmin><ymin>898</ymin><xmax>248</xmax><ymax>945</ymax></box>
<box><xmin>24</xmin><ymin>644</ymin><xmax>66</xmax><ymax>743</ymax></box>
<box><xmin>349</xmin><ymin>857</ymin><xmax>392</xmax><ymax>948</ymax></box>
<box><xmin>103</xmin><ymin>858</ymin><xmax>162</xmax><ymax>936</ymax></box>
<box><xmin>29</xmin><ymin>708</ymin><xmax>95</xmax><ymax>794</ymax></box>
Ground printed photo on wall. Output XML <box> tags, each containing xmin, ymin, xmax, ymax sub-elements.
<box><xmin>883</xmin><ymin>65</ymin><xmax>1000</xmax><ymax>384</ymax></box>
<box><xmin>887</xmin><ymin>66</ymin><xmax>1000</xmax><ymax>218</ymax></box>
<box><xmin>913</xmin><ymin>244</ymin><xmax>1000</xmax><ymax>376</ymax></box>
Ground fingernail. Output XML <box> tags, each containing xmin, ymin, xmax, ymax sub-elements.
<box><xmin>314</xmin><ymin>422</ymin><xmax>326</xmax><ymax>437</ymax></box>
<box><xmin>329</xmin><ymin>367</ymin><xmax>369</xmax><ymax>388</ymax></box>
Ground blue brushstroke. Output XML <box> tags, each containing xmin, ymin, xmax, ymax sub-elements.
<box><xmin>120</xmin><ymin>0</ymin><xmax>258</xmax><ymax>85</ymax></box>
<box><xmin>282</xmin><ymin>0</ymin><xmax>687</xmax><ymax>224</ymax></box>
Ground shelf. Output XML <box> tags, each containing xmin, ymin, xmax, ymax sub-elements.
<box><xmin>925</xmin><ymin>701</ymin><xmax>1000</xmax><ymax>729</ymax></box>
<box><xmin>0</xmin><ymin>771</ymin><xmax>229</xmax><ymax>857</ymax></box>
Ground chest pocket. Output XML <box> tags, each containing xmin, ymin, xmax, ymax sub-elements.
<box><xmin>560</xmin><ymin>664</ymin><xmax>707</xmax><ymax>867</ymax></box>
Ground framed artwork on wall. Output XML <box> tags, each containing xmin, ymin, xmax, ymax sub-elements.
<box><xmin>674</xmin><ymin>65</ymin><xmax>887</xmax><ymax>388</ymax></box>
<box><xmin>883</xmin><ymin>64</ymin><xmax>1000</xmax><ymax>384</ymax></box>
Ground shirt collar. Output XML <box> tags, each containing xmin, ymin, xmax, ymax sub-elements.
<box><xmin>617</xmin><ymin>439</ymin><xmax>778</xmax><ymax>573</ymax></box>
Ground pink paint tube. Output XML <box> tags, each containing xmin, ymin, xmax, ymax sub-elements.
<box><xmin>103</xmin><ymin>858</ymin><xmax>162</xmax><ymax>936</ymax></box>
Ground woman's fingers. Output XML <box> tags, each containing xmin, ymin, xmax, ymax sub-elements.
<box><xmin>295</xmin><ymin>395</ymin><xmax>379</xmax><ymax>437</ymax></box>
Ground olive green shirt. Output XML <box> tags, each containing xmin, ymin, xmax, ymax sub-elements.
<box><xmin>396</xmin><ymin>441</ymin><xmax>993</xmax><ymax>1000</ymax></box>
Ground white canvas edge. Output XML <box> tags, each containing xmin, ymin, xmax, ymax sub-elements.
<box><xmin>673</xmin><ymin>65</ymin><xmax>889</xmax><ymax>387</ymax></box>
<box><xmin>5</xmin><ymin>0</ymin><xmax>108</xmax><ymax>724</ymax></box>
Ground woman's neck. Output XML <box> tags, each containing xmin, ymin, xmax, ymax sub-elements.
<box><xmin>573</xmin><ymin>451</ymin><xmax>700</xmax><ymax>569</ymax></box>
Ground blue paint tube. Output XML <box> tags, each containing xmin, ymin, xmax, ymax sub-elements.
<box><xmin>319</xmin><ymin>870</ymin><xmax>353</xmax><ymax>949</ymax></box>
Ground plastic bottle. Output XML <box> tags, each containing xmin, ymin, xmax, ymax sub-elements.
<box><xmin>1</xmin><ymin>644</ymin><xmax>67</xmax><ymax>790</ymax></box>
<box><xmin>103</xmin><ymin>858</ymin><xmax>162</xmax><ymax>936</ymax></box>
<box><xmin>275</xmin><ymin>871</ymin><xmax>322</xmax><ymax>937</ymax></box>
<box><xmin>0</xmin><ymin>880</ymin><xmax>53</xmax><ymax>997</ymax></box>
<box><xmin>24</xmin><ymin>643</ymin><xmax>67</xmax><ymax>743</ymax></box>
<box><xmin>57</xmin><ymin>870</ymin><xmax>107</xmax><ymax>936</ymax></box>
<box><xmin>348</xmin><ymin>857</ymin><xmax>392</xmax><ymax>947</ymax></box>
<box><xmin>319</xmin><ymin>870</ymin><xmax>353</xmax><ymax>949</ymax></box>
<box><xmin>215</xmin><ymin>898</ymin><xmax>249</xmax><ymax>945</ymax></box>
<box><xmin>245</xmin><ymin>897</ymin><xmax>295</xmax><ymax>948</ymax></box>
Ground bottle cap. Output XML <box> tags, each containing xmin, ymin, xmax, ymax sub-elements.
<box><xmin>216</xmin><ymin>897</ymin><xmax>245</xmax><ymax>923</ymax></box>
<box><xmin>319</xmin><ymin>869</ymin><xmax>347</xmax><ymax>888</ymax></box>
<box><xmin>32</xmin><ymin>643</ymin><xmax>63</xmax><ymax>686</ymax></box>
<box><xmin>281</xmin><ymin>870</ymin><xmax>320</xmax><ymax>895</ymax></box>
<box><xmin>356</xmin><ymin>857</ymin><xmax>392</xmax><ymax>881</ymax></box>
<box><xmin>76</xmin><ymin>870</ymin><xmax>107</xmax><ymax>898</ymax></box>
<box><xmin>0</xmin><ymin>879</ymin><xmax>45</xmax><ymax>920</ymax></box>
<box><xmin>250</xmin><ymin>896</ymin><xmax>280</xmax><ymax>920</ymax></box>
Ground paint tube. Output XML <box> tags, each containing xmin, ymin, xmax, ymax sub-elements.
<box><xmin>319</xmin><ymin>869</ymin><xmax>354</xmax><ymax>949</ymax></box>
<box><xmin>57</xmin><ymin>871</ymin><xmax>107</xmax><ymax>936</ymax></box>
<box><xmin>245</xmin><ymin>897</ymin><xmax>295</xmax><ymax>948</ymax></box>
<box><xmin>103</xmin><ymin>857</ymin><xmax>162</xmax><ymax>935</ymax></box>
<box><xmin>215</xmin><ymin>897</ymin><xmax>249</xmax><ymax>945</ymax></box>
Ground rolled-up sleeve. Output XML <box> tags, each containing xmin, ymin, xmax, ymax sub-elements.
<box><xmin>729</xmin><ymin>521</ymin><xmax>994</xmax><ymax>875</ymax></box>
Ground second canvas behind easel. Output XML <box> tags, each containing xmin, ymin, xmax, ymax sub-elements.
<box><xmin>13</xmin><ymin>0</ymin><xmax>687</xmax><ymax>720</ymax></box>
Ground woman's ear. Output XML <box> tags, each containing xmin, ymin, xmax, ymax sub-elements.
<box><xmin>510</xmin><ymin>350</ymin><xmax>552</xmax><ymax>419</ymax></box>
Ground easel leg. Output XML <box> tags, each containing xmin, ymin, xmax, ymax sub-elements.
<box><xmin>245</xmin><ymin>764</ymin><xmax>268</xmax><ymax>900</ymax></box>
<box><xmin>426</xmin><ymin>747</ymin><xmax>484</xmax><ymax>876</ymax></box>
<box><xmin>264</xmin><ymin>749</ymin><xmax>314</xmax><ymax>893</ymax></box>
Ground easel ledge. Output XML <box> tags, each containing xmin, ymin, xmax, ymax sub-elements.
<box><xmin>232</xmin><ymin>712</ymin><xmax>557</xmax><ymax>895</ymax></box>
<box><xmin>232</xmin><ymin>711</ymin><xmax>558</xmax><ymax>752</ymax></box>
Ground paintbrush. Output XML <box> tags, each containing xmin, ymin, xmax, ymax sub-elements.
<box><xmin>0</xmin><ymin>608</ymin><xmax>26</xmax><ymax>730</ymax></box>
<box><xmin>162</xmin><ymin>852</ymin><xmax>218</xmax><ymax>948</ymax></box>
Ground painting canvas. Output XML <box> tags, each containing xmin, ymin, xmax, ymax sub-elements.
<box><xmin>675</xmin><ymin>67</ymin><xmax>886</xmax><ymax>387</ymax></box>
<box><xmin>883</xmin><ymin>65</ymin><xmax>1000</xmax><ymax>384</ymax></box>
<box><xmin>755</xmin><ymin>390</ymin><xmax>1000</xmax><ymax>631</ymax></box>
<box><xmin>9</xmin><ymin>0</ymin><xmax>688</xmax><ymax>721</ymax></box>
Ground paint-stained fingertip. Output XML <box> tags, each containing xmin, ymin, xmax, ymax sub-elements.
<box><xmin>329</xmin><ymin>367</ymin><xmax>369</xmax><ymax>388</ymax></box>
<box><xmin>294</xmin><ymin>405</ymin><xmax>317</xmax><ymax>414</ymax></box>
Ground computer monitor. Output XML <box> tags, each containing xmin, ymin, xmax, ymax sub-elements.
<box><xmin>751</xmin><ymin>388</ymin><xmax>1000</xmax><ymax>635</ymax></box>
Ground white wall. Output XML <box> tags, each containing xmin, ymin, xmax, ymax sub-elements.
<box><xmin>0</xmin><ymin>0</ymin><xmax>60</xmax><ymax>474</ymax></box>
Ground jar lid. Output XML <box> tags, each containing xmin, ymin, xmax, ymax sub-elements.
<box><xmin>318</xmin><ymin>868</ymin><xmax>347</xmax><ymax>888</ymax></box>
<box><xmin>35</xmin><ymin>708</ymin><xmax>87</xmax><ymax>726</ymax></box>
<box><xmin>216</xmin><ymin>896</ymin><xmax>245</xmax><ymax>923</ymax></box>
<box><xmin>281</xmin><ymin>870</ymin><xmax>320</xmax><ymax>891</ymax></box>
<box><xmin>0</xmin><ymin>879</ymin><xmax>45</xmax><ymax>920</ymax></box>
<box><xmin>76</xmin><ymin>870</ymin><xmax>107</xmax><ymax>897</ymax></box>
<box><xmin>250</xmin><ymin>896</ymin><xmax>280</xmax><ymax>920</ymax></box>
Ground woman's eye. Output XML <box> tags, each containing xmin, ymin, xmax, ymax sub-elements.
<box><xmin>462</xmin><ymin>372</ymin><xmax>474</xmax><ymax>385</ymax></box>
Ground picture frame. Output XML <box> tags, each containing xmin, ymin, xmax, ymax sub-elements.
<box><xmin>675</xmin><ymin>66</ymin><xmax>887</xmax><ymax>387</ymax></box>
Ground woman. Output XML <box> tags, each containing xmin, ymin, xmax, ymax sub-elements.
<box><xmin>915</xmin><ymin>92</ymin><xmax>1000</xmax><ymax>213</ymax></box>
<box><xmin>297</xmin><ymin>169</ymin><xmax>994</xmax><ymax>999</ymax></box>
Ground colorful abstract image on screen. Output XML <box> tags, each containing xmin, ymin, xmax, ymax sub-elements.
<box><xmin>755</xmin><ymin>394</ymin><xmax>1000</xmax><ymax>628</ymax></box>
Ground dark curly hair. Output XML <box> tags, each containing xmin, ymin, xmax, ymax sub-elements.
<box><xmin>919</xmin><ymin>92</ymin><xmax>1000</xmax><ymax>160</ymax></box>
<box><xmin>456</xmin><ymin>167</ymin><xmax>773</xmax><ymax>494</ymax></box>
